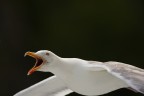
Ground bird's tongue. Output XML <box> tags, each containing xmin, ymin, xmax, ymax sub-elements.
<box><xmin>24</xmin><ymin>52</ymin><xmax>43</xmax><ymax>75</ymax></box>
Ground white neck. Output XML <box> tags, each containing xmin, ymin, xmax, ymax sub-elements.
<box><xmin>48</xmin><ymin>58</ymin><xmax>77</xmax><ymax>80</ymax></box>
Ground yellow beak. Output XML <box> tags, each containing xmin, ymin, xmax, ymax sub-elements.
<box><xmin>25</xmin><ymin>52</ymin><xmax>43</xmax><ymax>75</ymax></box>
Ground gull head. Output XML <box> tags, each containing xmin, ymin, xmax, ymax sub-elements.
<box><xmin>25</xmin><ymin>50</ymin><xmax>59</xmax><ymax>75</ymax></box>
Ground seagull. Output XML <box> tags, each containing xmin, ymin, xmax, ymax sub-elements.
<box><xmin>14</xmin><ymin>50</ymin><xmax>144</xmax><ymax>96</ymax></box>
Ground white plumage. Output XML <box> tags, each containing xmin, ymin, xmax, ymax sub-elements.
<box><xmin>14</xmin><ymin>50</ymin><xmax>144</xmax><ymax>96</ymax></box>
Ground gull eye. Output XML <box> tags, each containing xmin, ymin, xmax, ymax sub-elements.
<box><xmin>46</xmin><ymin>53</ymin><xmax>49</xmax><ymax>56</ymax></box>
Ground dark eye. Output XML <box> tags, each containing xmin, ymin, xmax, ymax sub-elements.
<box><xmin>46</xmin><ymin>53</ymin><xmax>49</xmax><ymax>56</ymax></box>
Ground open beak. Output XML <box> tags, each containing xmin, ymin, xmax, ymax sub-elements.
<box><xmin>25</xmin><ymin>52</ymin><xmax>44</xmax><ymax>75</ymax></box>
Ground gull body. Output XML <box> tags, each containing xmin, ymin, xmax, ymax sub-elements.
<box><xmin>14</xmin><ymin>50</ymin><xmax>144</xmax><ymax>96</ymax></box>
<box><xmin>48</xmin><ymin>58</ymin><xmax>128</xmax><ymax>95</ymax></box>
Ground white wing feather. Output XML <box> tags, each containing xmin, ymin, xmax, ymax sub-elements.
<box><xmin>105</xmin><ymin>61</ymin><xmax>144</xmax><ymax>94</ymax></box>
<box><xmin>14</xmin><ymin>76</ymin><xmax>73</xmax><ymax>96</ymax></box>
<box><xmin>88</xmin><ymin>61</ymin><xmax>144</xmax><ymax>94</ymax></box>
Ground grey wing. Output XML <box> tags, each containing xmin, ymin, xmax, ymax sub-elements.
<box><xmin>14</xmin><ymin>76</ymin><xmax>73</xmax><ymax>96</ymax></box>
<box><xmin>104</xmin><ymin>61</ymin><xmax>144</xmax><ymax>94</ymax></box>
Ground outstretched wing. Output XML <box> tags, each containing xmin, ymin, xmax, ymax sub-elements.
<box><xmin>14</xmin><ymin>76</ymin><xmax>73</xmax><ymax>96</ymax></box>
<box><xmin>87</xmin><ymin>61</ymin><xmax>144</xmax><ymax>94</ymax></box>
<box><xmin>104</xmin><ymin>61</ymin><xmax>144</xmax><ymax>94</ymax></box>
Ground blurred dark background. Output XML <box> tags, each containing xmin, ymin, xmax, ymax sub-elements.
<box><xmin>0</xmin><ymin>0</ymin><xmax>144</xmax><ymax>96</ymax></box>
